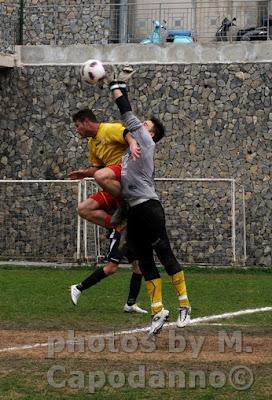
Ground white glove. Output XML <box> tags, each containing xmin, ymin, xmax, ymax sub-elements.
<box><xmin>118</xmin><ymin>64</ymin><xmax>136</xmax><ymax>82</ymax></box>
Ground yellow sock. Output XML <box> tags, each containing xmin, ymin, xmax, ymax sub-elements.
<box><xmin>171</xmin><ymin>271</ymin><xmax>190</xmax><ymax>307</ymax></box>
<box><xmin>145</xmin><ymin>278</ymin><xmax>163</xmax><ymax>315</ymax></box>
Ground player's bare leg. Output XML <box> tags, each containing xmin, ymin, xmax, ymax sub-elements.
<box><xmin>78</xmin><ymin>198</ymin><xmax>112</xmax><ymax>228</ymax></box>
<box><xmin>94</xmin><ymin>168</ymin><xmax>121</xmax><ymax>198</ymax></box>
<box><xmin>103</xmin><ymin>261</ymin><xmax>119</xmax><ymax>275</ymax></box>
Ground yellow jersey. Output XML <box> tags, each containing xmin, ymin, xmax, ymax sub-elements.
<box><xmin>88</xmin><ymin>122</ymin><xmax>127</xmax><ymax>167</ymax></box>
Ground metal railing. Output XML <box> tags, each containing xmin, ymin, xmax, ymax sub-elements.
<box><xmin>1</xmin><ymin>1</ymin><xmax>271</xmax><ymax>47</ymax></box>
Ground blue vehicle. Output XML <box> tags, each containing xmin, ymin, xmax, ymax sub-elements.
<box><xmin>166</xmin><ymin>30</ymin><xmax>194</xmax><ymax>43</ymax></box>
<box><xmin>140</xmin><ymin>20</ymin><xmax>166</xmax><ymax>44</ymax></box>
<box><xmin>141</xmin><ymin>20</ymin><xmax>193</xmax><ymax>44</ymax></box>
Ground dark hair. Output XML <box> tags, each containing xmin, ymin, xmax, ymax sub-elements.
<box><xmin>72</xmin><ymin>109</ymin><xmax>97</xmax><ymax>123</ymax></box>
<box><xmin>150</xmin><ymin>116</ymin><xmax>165</xmax><ymax>143</ymax></box>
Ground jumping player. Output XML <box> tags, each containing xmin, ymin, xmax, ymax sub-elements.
<box><xmin>107</xmin><ymin>65</ymin><xmax>191</xmax><ymax>335</ymax></box>
<box><xmin>69</xmin><ymin>109</ymin><xmax>147</xmax><ymax>314</ymax></box>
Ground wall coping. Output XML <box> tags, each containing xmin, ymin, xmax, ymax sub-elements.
<box><xmin>15</xmin><ymin>42</ymin><xmax>272</xmax><ymax>66</ymax></box>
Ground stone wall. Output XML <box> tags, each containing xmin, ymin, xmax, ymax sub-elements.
<box><xmin>1</xmin><ymin>1</ymin><xmax>114</xmax><ymax>45</ymax></box>
<box><xmin>0</xmin><ymin>64</ymin><xmax>271</xmax><ymax>266</ymax></box>
<box><xmin>23</xmin><ymin>1</ymin><xmax>112</xmax><ymax>45</ymax></box>
<box><xmin>0</xmin><ymin>2</ymin><xmax>17</xmax><ymax>52</ymax></box>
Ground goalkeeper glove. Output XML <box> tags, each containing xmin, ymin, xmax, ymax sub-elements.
<box><xmin>106</xmin><ymin>64</ymin><xmax>136</xmax><ymax>92</ymax></box>
<box><xmin>117</xmin><ymin>64</ymin><xmax>136</xmax><ymax>82</ymax></box>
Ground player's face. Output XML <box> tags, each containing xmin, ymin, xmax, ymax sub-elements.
<box><xmin>74</xmin><ymin>120</ymin><xmax>89</xmax><ymax>138</ymax></box>
<box><xmin>143</xmin><ymin>120</ymin><xmax>155</xmax><ymax>138</ymax></box>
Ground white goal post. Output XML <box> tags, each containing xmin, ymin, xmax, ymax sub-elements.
<box><xmin>0</xmin><ymin>178</ymin><xmax>246</xmax><ymax>265</ymax></box>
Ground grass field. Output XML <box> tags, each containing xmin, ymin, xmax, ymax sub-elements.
<box><xmin>0</xmin><ymin>265</ymin><xmax>271</xmax><ymax>399</ymax></box>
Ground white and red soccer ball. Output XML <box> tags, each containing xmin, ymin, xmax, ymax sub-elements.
<box><xmin>80</xmin><ymin>59</ymin><xmax>106</xmax><ymax>85</ymax></box>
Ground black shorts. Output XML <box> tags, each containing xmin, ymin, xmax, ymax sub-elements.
<box><xmin>127</xmin><ymin>199</ymin><xmax>181</xmax><ymax>276</ymax></box>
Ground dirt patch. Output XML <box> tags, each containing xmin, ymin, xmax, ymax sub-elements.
<box><xmin>0</xmin><ymin>326</ymin><xmax>271</xmax><ymax>366</ymax></box>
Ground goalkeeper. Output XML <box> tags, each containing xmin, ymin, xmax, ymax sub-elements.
<box><xmin>69</xmin><ymin>107</ymin><xmax>147</xmax><ymax>314</ymax></box>
<box><xmin>107</xmin><ymin>65</ymin><xmax>191</xmax><ymax>335</ymax></box>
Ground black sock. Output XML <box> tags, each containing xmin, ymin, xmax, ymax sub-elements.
<box><xmin>126</xmin><ymin>272</ymin><xmax>142</xmax><ymax>306</ymax></box>
<box><xmin>77</xmin><ymin>268</ymin><xmax>107</xmax><ymax>291</ymax></box>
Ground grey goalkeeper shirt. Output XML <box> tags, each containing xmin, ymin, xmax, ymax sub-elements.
<box><xmin>121</xmin><ymin>111</ymin><xmax>159</xmax><ymax>202</ymax></box>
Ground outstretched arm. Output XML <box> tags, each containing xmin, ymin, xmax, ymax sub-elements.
<box><xmin>112</xmin><ymin>87</ymin><xmax>132</xmax><ymax>115</ymax></box>
<box><xmin>106</xmin><ymin>66</ymin><xmax>140</xmax><ymax>159</ymax></box>
<box><xmin>110</xmin><ymin>89</ymin><xmax>140</xmax><ymax>160</ymax></box>
<box><xmin>107</xmin><ymin>65</ymin><xmax>143</xmax><ymax>134</ymax></box>
<box><xmin>68</xmin><ymin>166</ymin><xmax>100</xmax><ymax>180</ymax></box>
<box><xmin>107</xmin><ymin>64</ymin><xmax>134</xmax><ymax>115</ymax></box>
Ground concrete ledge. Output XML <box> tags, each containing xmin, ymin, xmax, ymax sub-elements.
<box><xmin>17</xmin><ymin>42</ymin><xmax>272</xmax><ymax>66</ymax></box>
<box><xmin>0</xmin><ymin>53</ymin><xmax>16</xmax><ymax>68</ymax></box>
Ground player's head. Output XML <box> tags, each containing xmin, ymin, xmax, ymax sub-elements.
<box><xmin>143</xmin><ymin>116</ymin><xmax>165</xmax><ymax>143</ymax></box>
<box><xmin>73</xmin><ymin>109</ymin><xmax>97</xmax><ymax>123</ymax></box>
<box><xmin>72</xmin><ymin>109</ymin><xmax>98</xmax><ymax>137</ymax></box>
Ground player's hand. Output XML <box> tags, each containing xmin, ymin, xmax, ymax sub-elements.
<box><xmin>118</xmin><ymin>64</ymin><xmax>136</xmax><ymax>82</ymax></box>
<box><xmin>130</xmin><ymin>141</ymin><xmax>141</xmax><ymax>161</ymax></box>
<box><xmin>68</xmin><ymin>170</ymin><xmax>87</xmax><ymax>180</ymax></box>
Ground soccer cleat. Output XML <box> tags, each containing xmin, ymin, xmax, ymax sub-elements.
<box><xmin>70</xmin><ymin>284</ymin><xmax>81</xmax><ymax>305</ymax></box>
<box><xmin>149</xmin><ymin>308</ymin><xmax>169</xmax><ymax>336</ymax></box>
<box><xmin>176</xmin><ymin>306</ymin><xmax>191</xmax><ymax>328</ymax></box>
<box><xmin>123</xmin><ymin>303</ymin><xmax>148</xmax><ymax>314</ymax></box>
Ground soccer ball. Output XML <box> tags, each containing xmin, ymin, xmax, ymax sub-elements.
<box><xmin>80</xmin><ymin>59</ymin><xmax>106</xmax><ymax>85</ymax></box>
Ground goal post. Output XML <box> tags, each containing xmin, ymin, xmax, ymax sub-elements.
<box><xmin>82</xmin><ymin>179</ymin><xmax>99</xmax><ymax>262</ymax></box>
<box><xmin>0</xmin><ymin>178</ymin><xmax>246</xmax><ymax>266</ymax></box>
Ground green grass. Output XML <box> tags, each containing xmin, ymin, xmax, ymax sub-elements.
<box><xmin>0</xmin><ymin>359</ymin><xmax>271</xmax><ymax>400</ymax></box>
<box><xmin>0</xmin><ymin>266</ymin><xmax>271</xmax><ymax>330</ymax></box>
<box><xmin>0</xmin><ymin>266</ymin><xmax>271</xmax><ymax>399</ymax></box>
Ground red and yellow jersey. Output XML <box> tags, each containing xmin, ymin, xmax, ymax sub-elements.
<box><xmin>88</xmin><ymin>122</ymin><xmax>127</xmax><ymax>167</ymax></box>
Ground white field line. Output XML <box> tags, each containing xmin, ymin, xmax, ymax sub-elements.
<box><xmin>0</xmin><ymin>306</ymin><xmax>271</xmax><ymax>353</ymax></box>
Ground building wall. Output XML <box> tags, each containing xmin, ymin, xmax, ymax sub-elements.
<box><xmin>119</xmin><ymin>0</ymin><xmax>266</xmax><ymax>43</ymax></box>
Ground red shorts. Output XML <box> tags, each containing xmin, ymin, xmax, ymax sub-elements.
<box><xmin>107</xmin><ymin>164</ymin><xmax>122</xmax><ymax>181</ymax></box>
<box><xmin>90</xmin><ymin>164</ymin><xmax>122</xmax><ymax>210</ymax></box>
<box><xmin>91</xmin><ymin>191</ymin><xmax>121</xmax><ymax>210</ymax></box>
